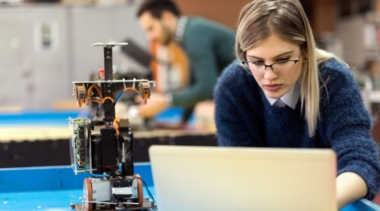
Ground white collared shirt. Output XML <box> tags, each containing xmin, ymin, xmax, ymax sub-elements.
<box><xmin>265</xmin><ymin>80</ymin><xmax>300</xmax><ymax>109</ymax></box>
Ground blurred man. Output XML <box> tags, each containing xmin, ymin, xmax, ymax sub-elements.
<box><xmin>137</xmin><ymin>0</ymin><xmax>235</xmax><ymax>124</ymax></box>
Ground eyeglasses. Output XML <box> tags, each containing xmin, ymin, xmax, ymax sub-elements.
<box><xmin>241</xmin><ymin>49</ymin><xmax>304</xmax><ymax>76</ymax></box>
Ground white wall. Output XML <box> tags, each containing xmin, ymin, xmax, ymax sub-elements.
<box><xmin>0</xmin><ymin>3</ymin><xmax>149</xmax><ymax>109</ymax></box>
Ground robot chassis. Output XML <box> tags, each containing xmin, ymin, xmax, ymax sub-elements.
<box><xmin>69</xmin><ymin>43</ymin><xmax>156</xmax><ymax>211</ymax></box>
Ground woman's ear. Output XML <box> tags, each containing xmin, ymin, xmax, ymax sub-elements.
<box><xmin>303</xmin><ymin>48</ymin><xmax>308</xmax><ymax>63</ymax></box>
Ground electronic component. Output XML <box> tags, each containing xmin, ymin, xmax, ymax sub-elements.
<box><xmin>69</xmin><ymin>43</ymin><xmax>156</xmax><ymax>211</ymax></box>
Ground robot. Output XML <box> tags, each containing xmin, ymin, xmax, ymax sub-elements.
<box><xmin>69</xmin><ymin>43</ymin><xmax>156</xmax><ymax>211</ymax></box>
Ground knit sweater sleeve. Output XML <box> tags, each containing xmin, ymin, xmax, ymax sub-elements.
<box><xmin>214</xmin><ymin>62</ymin><xmax>256</xmax><ymax>146</ymax></box>
<box><xmin>322</xmin><ymin>60</ymin><xmax>380</xmax><ymax>200</ymax></box>
<box><xmin>171</xmin><ymin>26</ymin><xmax>219</xmax><ymax>110</ymax></box>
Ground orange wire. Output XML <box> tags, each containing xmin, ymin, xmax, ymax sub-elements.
<box><xmin>124</xmin><ymin>87</ymin><xmax>146</xmax><ymax>104</ymax></box>
<box><xmin>124</xmin><ymin>87</ymin><xmax>139</xmax><ymax>93</ymax></box>
<box><xmin>85</xmin><ymin>86</ymin><xmax>139</xmax><ymax>106</ymax></box>
<box><xmin>86</xmin><ymin>85</ymin><xmax>103</xmax><ymax>105</ymax></box>
<box><xmin>102</xmin><ymin>96</ymin><xmax>115</xmax><ymax>104</ymax></box>
<box><xmin>114</xmin><ymin>118</ymin><xmax>120</xmax><ymax>136</ymax></box>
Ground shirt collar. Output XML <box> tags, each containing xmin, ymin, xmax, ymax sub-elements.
<box><xmin>265</xmin><ymin>80</ymin><xmax>300</xmax><ymax>109</ymax></box>
<box><xmin>174</xmin><ymin>16</ymin><xmax>188</xmax><ymax>44</ymax></box>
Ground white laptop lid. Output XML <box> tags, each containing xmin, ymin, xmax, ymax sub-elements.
<box><xmin>149</xmin><ymin>146</ymin><xmax>337</xmax><ymax>211</ymax></box>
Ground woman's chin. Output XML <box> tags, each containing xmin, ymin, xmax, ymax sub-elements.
<box><xmin>263</xmin><ymin>90</ymin><xmax>285</xmax><ymax>99</ymax></box>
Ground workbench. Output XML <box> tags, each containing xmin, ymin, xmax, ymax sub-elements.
<box><xmin>0</xmin><ymin>163</ymin><xmax>379</xmax><ymax>211</ymax></box>
<box><xmin>0</xmin><ymin>109</ymin><xmax>380</xmax><ymax>210</ymax></box>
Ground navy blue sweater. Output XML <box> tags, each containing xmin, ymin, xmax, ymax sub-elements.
<box><xmin>214</xmin><ymin>59</ymin><xmax>380</xmax><ymax>200</ymax></box>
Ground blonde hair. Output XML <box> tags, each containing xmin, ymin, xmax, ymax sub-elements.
<box><xmin>236</xmin><ymin>0</ymin><xmax>342</xmax><ymax>137</ymax></box>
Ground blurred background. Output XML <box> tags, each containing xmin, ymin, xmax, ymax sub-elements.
<box><xmin>0</xmin><ymin>0</ymin><xmax>380</xmax><ymax>172</ymax></box>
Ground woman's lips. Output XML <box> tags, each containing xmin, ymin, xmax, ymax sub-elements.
<box><xmin>263</xmin><ymin>84</ymin><xmax>282</xmax><ymax>92</ymax></box>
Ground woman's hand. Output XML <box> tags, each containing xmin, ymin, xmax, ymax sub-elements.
<box><xmin>336</xmin><ymin>172</ymin><xmax>367</xmax><ymax>209</ymax></box>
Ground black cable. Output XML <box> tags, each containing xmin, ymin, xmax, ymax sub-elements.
<box><xmin>93</xmin><ymin>104</ymin><xmax>101</xmax><ymax>121</ymax></box>
<box><xmin>97</xmin><ymin>104</ymin><xmax>101</xmax><ymax>116</ymax></box>
<box><xmin>134</xmin><ymin>177</ymin><xmax>156</xmax><ymax>205</ymax></box>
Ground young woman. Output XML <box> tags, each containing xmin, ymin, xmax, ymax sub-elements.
<box><xmin>214</xmin><ymin>0</ymin><xmax>380</xmax><ymax>209</ymax></box>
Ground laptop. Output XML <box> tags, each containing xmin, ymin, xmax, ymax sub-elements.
<box><xmin>148</xmin><ymin>146</ymin><xmax>337</xmax><ymax>211</ymax></box>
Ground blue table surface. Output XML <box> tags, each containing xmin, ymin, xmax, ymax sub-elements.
<box><xmin>0</xmin><ymin>110</ymin><xmax>379</xmax><ymax>210</ymax></box>
<box><xmin>0</xmin><ymin>163</ymin><xmax>155</xmax><ymax>211</ymax></box>
<box><xmin>0</xmin><ymin>163</ymin><xmax>379</xmax><ymax>211</ymax></box>
<box><xmin>0</xmin><ymin>107</ymin><xmax>188</xmax><ymax>126</ymax></box>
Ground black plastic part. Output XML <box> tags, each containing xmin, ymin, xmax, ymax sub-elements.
<box><xmin>101</xmin><ymin>46</ymin><xmax>116</xmax><ymax>122</ymax></box>
<box><xmin>100</xmin><ymin>128</ymin><xmax>118</xmax><ymax>167</ymax></box>
<box><xmin>91</xmin><ymin>134</ymin><xmax>103</xmax><ymax>174</ymax></box>
<box><xmin>91</xmin><ymin>121</ymin><xmax>105</xmax><ymax>126</ymax></box>
<box><xmin>112</xmin><ymin>179</ymin><xmax>134</xmax><ymax>187</ymax></box>
<box><xmin>104</xmin><ymin>47</ymin><xmax>113</xmax><ymax>81</ymax></box>
<box><xmin>123</xmin><ymin>131</ymin><xmax>134</xmax><ymax>176</ymax></box>
<box><xmin>102</xmin><ymin>101</ymin><xmax>115</xmax><ymax>122</ymax></box>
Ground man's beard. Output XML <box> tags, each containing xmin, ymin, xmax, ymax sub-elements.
<box><xmin>161</xmin><ymin>24</ymin><xmax>173</xmax><ymax>46</ymax></box>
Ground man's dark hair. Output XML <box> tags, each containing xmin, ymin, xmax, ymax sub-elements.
<box><xmin>137</xmin><ymin>0</ymin><xmax>181</xmax><ymax>19</ymax></box>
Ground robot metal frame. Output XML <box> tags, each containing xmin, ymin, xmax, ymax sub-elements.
<box><xmin>69</xmin><ymin>43</ymin><xmax>157</xmax><ymax>211</ymax></box>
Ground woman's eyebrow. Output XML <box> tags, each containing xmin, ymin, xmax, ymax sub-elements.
<box><xmin>246</xmin><ymin>51</ymin><xmax>294</xmax><ymax>60</ymax></box>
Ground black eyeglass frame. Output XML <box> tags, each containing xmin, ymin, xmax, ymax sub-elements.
<box><xmin>241</xmin><ymin>48</ymin><xmax>305</xmax><ymax>76</ymax></box>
